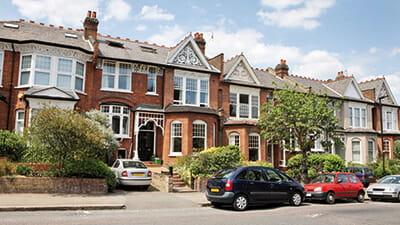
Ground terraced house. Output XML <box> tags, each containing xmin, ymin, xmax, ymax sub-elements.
<box><xmin>0</xmin><ymin>11</ymin><xmax>399</xmax><ymax>168</ymax></box>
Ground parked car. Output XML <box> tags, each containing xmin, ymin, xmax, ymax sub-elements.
<box><xmin>346</xmin><ymin>166</ymin><xmax>376</xmax><ymax>187</ymax></box>
<box><xmin>304</xmin><ymin>172</ymin><xmax>365</xmax><ymax>204</ymax></box>
<box><xmin>367</xmin><ymin>175</ymin><xmax>400</xmax><ymax>201</ymax></box>
<box><xmin>111</xmin><ymin>159</ymin><xmax>152</xmax><ymax>189</ymax></box>
<box><xmin>205</xmin><ymin>166</ymin><xmax>306</xmax><ymax>211</ymax></box>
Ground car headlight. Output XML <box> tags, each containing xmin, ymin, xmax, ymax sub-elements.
<box><xmin>314</xmin><ymin>187</ymin><xmax>322</xmax><ymax>192</ymax></box>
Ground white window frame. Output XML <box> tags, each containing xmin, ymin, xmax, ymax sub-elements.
<box><xmin>229</xmin><ymin>132</ymin><xmax>240</xmax><ymax>147</ymax></box>
<box><xmin>170</xmin><ymin>120</ymin><xmax>183</xmax><ymax>156</ymax></box>
<box><xmin>101</xmin><ymin>60</ymin><xmax>132</xmax><ymax>93</ymax></box>
<box><xmin>192</xmin><ymin>120</ymin><xmax>207</xmax><ymax>152</ymax></box>
<box><xmin>146</xmin><ymin>66</ymin><xmax>157</xmax><ymax>95</ymax></box>
<box><xmin>383</xmin><ymin>107</ymin><xmax>398</xmax><ymax>131</ymax></box>
<box><xmin>100</xmin><ymin>105</ymin><xmax>130</xmax><ymax>138</ymax></box>
<box><xmin>311</xmin><ymin>136</ymin><xmax>324</xmax><ymax>152</ymax></box>
<box><xmin>249</xmin><ymin>133</ymin><xmax>260</xmax><ymax>161</ymax></box>
<box><xmin>18</xmin><ymin>54</ymin><xmax>86</xmax><ymax>92</ymax></box>
<box><xmin>229</xmin><ymin>85</ymin><xmax>259</xmax><ymax>120</ymax></box>
<box><xmin>15</xmin><ymin>109</ymin><xmax>25</xmax><ymax>134</ymax></box>
<box><xmin>368</xmin><ymin>139</ymin><xmax>375</xmax><ymax>162</ymax></box>
<box><xmin>173</xmin><ymin>70</ymin><xmax>209</xmax><ymax>107</ymax></box>
<box><xmin>349</xmin><ymin>105</ymin><xmax>367</xmax><ymax>128</ymax></box>
<box><xmin>0</xmin><ymin>51</ymin><xmax>4</xmax><ymax>87</ymax></box>
<box><xmin>351</xmin><ymin>138</ymin><xmax>361</xmax><ymax>162</ymax></box>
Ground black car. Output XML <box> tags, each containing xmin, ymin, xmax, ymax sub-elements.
<box><xmin>205</xmin><ymin>166</ymin><xmax>306</xmax><ymax>210</ymax></box>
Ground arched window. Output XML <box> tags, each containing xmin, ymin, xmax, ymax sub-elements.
<box><xmin>368</xmin><ymin>139</ymin><xmax>375</xmax><ymax>161</ymax></box>
<box><xmin>352</xmin><ymin>138</ymin><xmax>361</xmax><ymax>162</ymax></box>
<box><xmin>249</xmin><ymin>133</ymin><xmax>260</xmax><ymax>161</ymax></box>
<box><xmin>170</xmin><ymin>120</ymin><xmax>182</xmax><ymax>155</ymax></box>
<box><xmin>100</xmin><ymin>104</ymin><xmax>130</xmax><ymax>137</ymax></box>
<box><xmin>229</xmin><ymin>132</ymin><xmax>240</xmax><ymax>146</ymax></box>
<box><xmin>193</xmin><ymin>120</ymin><xmax>207</xmax><ymax>152</ymax></box>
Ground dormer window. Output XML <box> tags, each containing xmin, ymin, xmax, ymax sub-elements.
<box><xmin>65</xmin><ymin>33</ymin><xmax>77</xmax><ymax>39</ymax></box>
<box><xmin>140</xmin><ymin>46</ymin><xmax>157</xmax><ymax>54</ymax></box>
<box><xmin>106</xmin><ymin>40</ymin><xmax>124</xmax><ymax>48</ymax></box>
<box><xmin>3</xmin><ymin>23</ymin><xmax>19</xmax><ymax>29</ymax></box>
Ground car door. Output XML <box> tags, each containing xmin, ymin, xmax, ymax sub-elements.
<box><xmin>264</xmin><ymin>168</ymin><xmax>290</xmax><ymax>201</ymax></box>
<box><xmin>246</xmin><ymin>168</ymin><xmax>271</xmax><ymax>202</ymax></box>
<box><xmin>347</xmin><ymin>173</ymin><xmax>362</xmax><ymax>197</ymax></box>
<box><xmin>110</xmin><ymin>160</ymin><xmax>120</xmax><ymax>177</ymax></box>
<box><xmin>336</xmin><ymin>173</ymin><xmax>352</xmax><ymax>197</ymax></box>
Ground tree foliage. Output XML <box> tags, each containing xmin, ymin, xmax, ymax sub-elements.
<box><xmin>23</xmin><ymin>106</ymin><xmax>119</xmax><ymax>167</ymax></box>
<box><xmin>257</xmin><ymin>87</ymin><xmax>340</xmax><ymax>183</ymax></box>
<box><xmin>0</xmin><ymin>129</ymin><xmax>27</xmax><ymax>162</ymax></box>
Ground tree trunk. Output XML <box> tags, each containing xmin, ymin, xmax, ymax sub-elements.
<box><xmin>300</xmin><ymin>150</ymin><xmax>309</xmax><ymax>184</ymax></box>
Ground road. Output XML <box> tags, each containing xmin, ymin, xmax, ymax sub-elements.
<box><xmin>1</xmin><ymin>200</ymin><xmax>399</xmax><ymax>225</ymax></box>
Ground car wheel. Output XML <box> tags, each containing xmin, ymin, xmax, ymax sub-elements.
<box><xmin>326</xmin><ymin>192</ymin><xmax>336</xmax><ymax>204</ymax></box>
<box><xmin>356</xmin><ymin>190</ymin><xmax>365</xmax><ymax>202</ymax></box>
<box><xmin>233</xmin><ymin>194</ymin><xmax>248</xmax><ymax>211</ymax></box>
<box><xmin>290</xmin><ymin>192</ymin><xmax>303</xmax><ymax>206</ymax></box>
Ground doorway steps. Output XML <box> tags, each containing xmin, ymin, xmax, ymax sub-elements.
<box><xmin>171</xmin><ymin>172</ymin><xmax>197</xmax><ymax>193</ymax></box>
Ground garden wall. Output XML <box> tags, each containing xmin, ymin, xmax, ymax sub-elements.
<box><xmin>0</xmin><ymin>177</ymin><xmax>107</xmax><ymax>194</ymax></box>
<box><xmin>151</xmin><ymin>171</ymin><xmax>173</xmax><ymax>192</ymax></box>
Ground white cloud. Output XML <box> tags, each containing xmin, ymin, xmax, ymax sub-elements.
<box><xmin>147</xmin><ymin>25</ymin><xmax>184</xmax><ymax>46</ymax></box>
<box><xmin>103</xmin><ymin>0</ymin><xmax>131</xmax><ymax>21</ymax></box>
<box><xmin>12</xmin><ymin>0</ymin><xmax>100</xmax><ymax>27</ymax></box>
<box><xmin>257</xmin><ymin>0</ymin><xmax>336</xmax><ymax>30</ymax></box>
<box><xmin>135</xmin><ymin>24</ymin><xmax>147</xmax><ymax>31</ymax></box>
<box><xmin>385</xmin><ymin>73</ymin><xmax>400</xmax><ymax>103</ymax></box>
<box><xmin>139</xmin><ymin>5</ymin><xmax>175</xmax><ymax>21</ymax></box>
<box><xmin>369</xmin><ymin>47</ymin><xmax>379</xmax><ymax>54</ymax></box>
<box><xmin>391</xmin><ymin>47</ymin><xmax>400</xmax><ymax>56</ymax></box>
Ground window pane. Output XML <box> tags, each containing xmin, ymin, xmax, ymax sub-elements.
<box><xmin>102</xmin><ymin>74</ymin><xmax>115</xmax><ymax>88</ymax></box>
<box><xmin>193</xmin><ymin>138</ymin><xmax>205</xmax><ymax>151</ymax></box>
<box><xmin>123</xmin><ymin>116</ymin><xmax>129</xmax><ymax>135</ymax></box>
<box><xmin>361</xmin><ymin>109</ymin><xmax>366</xmax><ymax>127</ymax></box>
<box><xmin>186</xmin><ymin>78</ymin><xmax>197</xmax><ymax>91</ymax></box>
<box><xmin>112</xmin><ymin>116</ymin><xmax>120</xmax><ymax>134</ymax></box>
<box><xmin>354</xmin><ymin>108</ymin><xmax>360</xmax><ymax>127</ymax></box>
<box><xmin>57</xmin><ymin>74</ymin><xmax>71</xmax><ymax>88</ymax></box>
<box><xmin>352</xmin><ymin>140</ymin><xmax>360</xmax><ymax>161</ymax></box>
<box><xmin>173</xmin><ymin>138</ymin><xmax>182</xmax><ymax>153</ymax></box>
<box><xmin>200</xmin><ymin>80</ymin><xmax>208</xmax><ymax>92</ymax></box>
<box><xmin>20</xmin><ymin>71</ymin><xmax>30</xmax><ymax>85</ymax></box>
<box><xmin>76</xmin><ymin>62</ymin><xmax>84</xmax><ymax>76</ymax></box>
<box><xmin>174</xmin><ymin>90</ymin><xmax>182</xmax><ymax>103</ymax></box>
<box><xmin>119</xmin><ymin>63</ymin><xmax>131</xmax><ymax>75</ymax></box>
<box><xmin>174</xmin><ymin>76</ymin><xmax>183</xmax><ymax>89</ymax></box>
<box><xmin>240</xmin><ymin>94</ymin><xmax>249</xmax><ymax>104</ymax></box>
<box><xmin>75</xmin><ymin>77</ymin><xmax>83</xmax><ymax>91</ymax></box>
<box><xmin>112</xmin><ymin>106</ymin><xmax>121</xmax><ymax>113</ymax></box>
<box><xmin>103</xmin><ymin>61</ymin><xmax>116</xmax><ymax>74</ymax></box>
<box><xmin>230</xmin><ymin>93</ymin><xmax>237</xmax><ymax>117</ymax></box>
<box><xmin>186</xmin><ymin>91</ymin><xmax>197</xmax><ymax>104</ymax></box>
<box><xmin>58</xmin><ymin>59</ymin><xmax>72</xmax><ymax>73</ymax></box>
<box><xmin>239</xmin><ymin>104</ymin><xmax>249</xmax><ymax>118</ymax></box>
<box><xmin>349</xmin><ymin>107</ymin><xmax>353</xmax><ymax>126</ymax></box>
<box><xmin>34</xmin><ymin>71</ymin><xmax>50</xmax><ymax>85</ymax></box>
<box><xmin>35</xmin><ymin>56</ymin><xmax>51</xmax><ymax>70</ymax></box>
<box><xmin>118</xmin><ymin>75</ymin><xmax>129</xmax><ymax>90</ymax></box>
<box><xmin>21</xmin><ymin>55</ymin><xmax>32</xmax><ymax>69</ymax></box>
<box><xmin>147</xmin><ymin>74</ymin><xmax>156</xmax><ymax>92</ymax></box>
<box><xmin>368</xmin><ymin>140</ymin><xmax>374</xmax><ymax>160</ymax></box>
<box><xmin>200</xmin><ymin>93</ymin><xmax>207</xmax><ymax>105</ymax></box>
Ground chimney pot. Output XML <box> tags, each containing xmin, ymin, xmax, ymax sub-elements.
<box><xmin>93</xmin><ymin>11</ymin><xmax>97</xmax><ymax>18</ymax></box>
<box><xmin>194</xmin><ymin>32</ymin><xmax>206</xmax><ymax>55</ymax></box>
<box><xmin>87</xmin><ymin>11</ymin><xmax>92</xmax><ymax>17</ymax></box>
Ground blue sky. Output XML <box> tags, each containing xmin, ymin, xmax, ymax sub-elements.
<box><xmin>2</xmin><ymin>0</ymin><xmax>400</xmax><ymax>102</ymax></box>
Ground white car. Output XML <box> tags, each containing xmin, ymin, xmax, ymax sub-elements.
<box><xmin>111</xmin><ymin>159</ymin><xmax>152</xmax><ymax>189</ymax></box>
<box><xmin>367</xmin><ymin>175</ymin><xmax>400</xmax><ymax>201</ymax></box>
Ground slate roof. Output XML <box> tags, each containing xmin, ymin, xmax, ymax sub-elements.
<box><xmin>0</xmin><ymin>20</ymin><xmax>92</xmax><ymax>52</ymax></box>
<box><xmin>286</xmin><ymin>75</ymin><xmax>341</xmax><ymax>97</ymax></box>
<box><xmin>164</xmin><ymin>105</ymin><xmax>218</xmax><ymax>115</ymax></box>
<box><xmin>325</xmin><ymin>78</ymin><xmax>353</xmax><ymax>96</ymax></box>
<box><xmin>24</xmin><ymin>86</ymin><xmax>80</xmax><ymax>100</ymax></box>
<box><xmin>358</xmin><ymin>78</ymin><xmax>384</xmax><ymax>99</ymax></box>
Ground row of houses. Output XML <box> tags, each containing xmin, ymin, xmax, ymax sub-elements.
<box><xmin>0</xmin><ymin>11</ymin><xmax>399</xmax><ymax>168</ymax></box>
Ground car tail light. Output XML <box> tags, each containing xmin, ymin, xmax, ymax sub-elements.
<box><xmin>147</xmin><ymin>171</ymin><xmax>152</xmax><ymax>177</ymax></box>
<box><xmin>121</xmin><ymin>170</ymin><xmax>128</xmax><ymax>177</ymax></box>
<box><xmin>225</xmin><ymin>180</ymin><xmax>233</xmax><ymax>191</ymax></box>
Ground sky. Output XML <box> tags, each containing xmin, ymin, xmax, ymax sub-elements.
<box><xmin>1</xmin><ymin>0</ymin><xmax>400</xmax><ymax>102</ymax></box>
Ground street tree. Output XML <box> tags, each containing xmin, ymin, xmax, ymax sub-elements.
<box><xmin>257</xmin><ymin>87</ymin><xmax>340</xmax><ymax>183</ymax></box>
<box><xmin>24</xmin><ymin>106</ymin><xmax>119</xmax><ymax>168</ymax></box>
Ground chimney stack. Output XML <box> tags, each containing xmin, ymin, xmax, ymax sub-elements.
<box><xmin>336</xmin><ymin>71</ymin><xmax>344</xmax><ymax>80</ymax></box>
<box><xmin>275</xmin><ymin>59</ymin><xmax>289</xmax><ymax>78</ymax></box>
<box><xmin>194</xmin><ymin>32</ymin><xmax>206</xmax><ymax>55</ymax></box>
<box><xmin>83</xmin><ymin>10</ymin><xmax>99</xmax><ymax>41</ymax></box>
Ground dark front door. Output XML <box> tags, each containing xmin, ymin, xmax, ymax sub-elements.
<box><xmin>138</xmin><ymin>122</ymin><xmax>155</xmax><ymax>161</ymax></box>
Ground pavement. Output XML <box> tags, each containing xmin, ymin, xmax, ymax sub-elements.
<box><xmin>0</xmin><ymin>190</ymin><xmax>210</xmax><ymax>212</ymax></box>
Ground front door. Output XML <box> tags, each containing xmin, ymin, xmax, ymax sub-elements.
<box><xmin>138</xmin><ymin>122</ymin><xmax>155</xmax><ymax>161</ymax></box>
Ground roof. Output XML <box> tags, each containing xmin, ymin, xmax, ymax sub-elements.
<box><xmin>164</xmin><ymin>105</ymin><xmax>218</xmax><ymax>115</ymax></box>
<box><xmin>325</xmin><ymin>78</ymin><xmax>353</xmax><ymax>96</ymax></box>
<box><xmin>24</xmin><ymin>86</ymin><xmax>80</xmax><ymax>101</ymax></box>
<box><xmin>359</xmin><ymin>77</ymin><xmax>397</xmax><ymax>104</ymax></box>
<box><xmin>286</xmin><ymin>75</ymin><xmax>341</xmax><ymax>98</ymax></box>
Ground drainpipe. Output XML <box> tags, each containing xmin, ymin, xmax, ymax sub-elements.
<box><xmin>6</xmin><ymin>43</ymin><xmax>16</xmax><ymax>130</ymax></box>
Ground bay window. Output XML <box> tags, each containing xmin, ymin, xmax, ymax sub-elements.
<box><xmin>230</xmin><ymin>92</ymin><xmax>259</xmax><ymax>119</ymax></box>
<box><xmin>100</xmin><ymin>105</ymin><xmax>130</xmax><ymax>137</ymax></box>
<box><xmin>173</xmin><ymin>70</ymin><xmax>209</xmax><ymax>107</ymax></box>
<box><xmin>352</xmin><ymin>138</ymin><xmax>361</xmax><ymax>162</ymax></box>
<box><xmin>102</xmin><ymin>61</ymin><xmax>131</xmax><ymax>91</ymax></box>
<box><xmin>18</xmin><ymin>54</ymin><xmax>85</xmax><ymax>91</ymax></box>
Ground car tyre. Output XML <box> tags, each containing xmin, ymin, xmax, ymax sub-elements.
<box><xmin>326</xmin><ymin>192</ymin><xmax>336</xmax><ymax>204</ymax></box>
<box><xmin>356</xmin><ymin>190</ymin><xmax>365</xmax><ymax>202</ymax></box>
<box><xmin>233</xmin><ymin>194</ymin><xmax>248</xmax><ymax>211</ymax></box>
<box><xmin>290</xmin><ymin>192</ymin><xmax>303</xmax><ymax>206</ymax></box>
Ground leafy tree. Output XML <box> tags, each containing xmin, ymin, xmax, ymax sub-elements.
<box><xmin>0</xmin><ymin>129</ymin><xmax>27</xmax><ymax>162</ymax></box>
<box><xmin>394</xmin><ymin>140</ymin><xmax>400</xmax><ymax>159</ymax></box>
<box><xmin>257</xmin><ymin>87</ymin><xmax>340</xmax><ymax>183</ymax></box>
<box><xmin>24</xmin><ymin>106</ymin><xmax>119</xmax><ymax>168</ymax></box>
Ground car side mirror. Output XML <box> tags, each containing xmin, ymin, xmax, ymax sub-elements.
<box><xmin>337</xmin><ymin>179</ymin><xmax>342</xmax><ymax>184</ymax></box>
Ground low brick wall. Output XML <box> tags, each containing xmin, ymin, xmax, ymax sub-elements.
<box><xmin>14</xmin><ymin>163</ymin><xmax>55</xmax><ymax>172</ymax></box>
<box><xmin>151</xmin><ymin>172</ymin><xmax>172</xmax><ymax>192</ymax></box>
<box><xmin>193</xmin><ymin>177</ymin><xmax>208</xmax><ymax>192</ymax></box>
<box><xmin>0</xmin><ymin>177</ymin><xmax>107</xmax><ymax>194</ymax></box>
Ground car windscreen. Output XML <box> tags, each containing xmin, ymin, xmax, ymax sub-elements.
<box><xmin>310</xmin><ymin>174</ymin><xmax>335</xmax><ymax>183</ymax></box>
<box><xmin>123</xmin><ymin>161</ymin><xmax>147</xmax><ymax>169</ymax></box>
<box><xmin>377</xmin><ymin>176</ymin><xmax>400</xmax><ymax>184</ymax></box>
<box><xmin>212</xmin><ymin>168</ymin><xmax>236</xmax><ymax>179</ymax></box>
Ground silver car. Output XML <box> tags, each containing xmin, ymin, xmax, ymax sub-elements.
<box><xmin>367</xmin><ymin>175</ymin><xmax>400</xmax><ymax>201</ymax></box>
<box><xmin>111</xmin><ymin>159</ymin><xmax>152</xmax><ymax>189</ymax></box>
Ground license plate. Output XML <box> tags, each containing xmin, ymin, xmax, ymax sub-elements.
<box><xmin>368</xmin><ymin>176</ymin><xmax>373</xmax><ymax>178</ymax></box>
<box><xmin>211</xmin><ymin>188</ymin><xmax>219</xmax><ymax>192</ymax></box>
<box><xmin>132</xmin><ymin>173</ymin><xmax>144</xmax><ymax>176</ymax></box>
<box><xmin>306</xmin><ymin>193</ymin><xmax>312</xmax><ymax>197</ymax></box>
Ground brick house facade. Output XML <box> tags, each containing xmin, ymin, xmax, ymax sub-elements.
<box><xmin>1</xmin><ymin>11</ymin><xmax>399</xmax><ymax>167</ymax></box>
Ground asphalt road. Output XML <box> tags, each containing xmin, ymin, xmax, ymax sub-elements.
<box><xmin>1</xmin><ymin>199</ymin><xmax>399</xmax><ymax>225</ymax></box>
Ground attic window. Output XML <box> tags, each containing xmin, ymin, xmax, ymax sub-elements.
<box><xmin>140</xmin><ymin>46</ymin><xmax>157</xmax><ymax>54</ymax></box>
<box><xmin>3</xmin><ymin>23</ymin><xmax>19</xmax><ymax>29</ymax></box>
<box><xmin>107</xmin><ymin>40</ymin><xmax>124</xmax><ymax>48</ymax></box>
<box><xmin>65</xmin><ymin>33</ymin><xmax>77</xmax><ymax>39</ymax></box>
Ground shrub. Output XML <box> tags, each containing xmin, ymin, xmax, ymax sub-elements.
<box><xmin>0</xmin><ymin>130</ymin><xmax>27</xmax><ymax>162</ymax></box>
<box><xmin>0</xmin><ymin>158</ymin><xmax>15</xmax><ymax>176</ymax></box>
<box><xmin>286</xmin><ymin>153</ymin><xmax>345</xmax><ymax>181</ymax></box>
<box><xmin>62</xmin><ymin>159</ymin><xmax>116</xmax><ymax>191</ymax></box>
<box><xmin>15</xmin><ymin>165</ymin><xmax>33</xmax><ymax>176</ymax></box>
<box><xmin>241</xmin><ymin>161</ymin><xmax>273</xmax><ymax>167</ymax></box>
<box><xmin>369</xmin><ymin>159</ymin><xmax>400</xmax><ymax>178</ymax></box>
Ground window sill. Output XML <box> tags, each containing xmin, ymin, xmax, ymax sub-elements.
<box><xmin>145</xmin><ymin>92</ymin><xmax>159</xmax><ymax>96</ymax></box>
<box><xmin>15</xmin><ymin>85</ymin><xmax>32</xmax><ymax>89</ymax></box>
<box><xmin>168</xmin><ymin>153</ymin><xmax>182</xmax><ymax>157</ymax></box>
<box><xmin>100</xmin><ymin>88</ymin><xmax>133</xmax><ymax>94</ymax></box>
<box><xmin>113</xmin><ymin>135</ymin><xmax>131</xmax><ymax>139</ymax></box>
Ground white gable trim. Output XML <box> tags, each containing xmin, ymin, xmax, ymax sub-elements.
<box><xmin>381</xmin><ymin>79</ymin><xmax>397</xmax><ymax>105</ymax></box>
<box><xmin>167</xmin><ymin>36</ymin><xmax>211</xmax><ymax>70</ymax></box>
<box><xmin>344</xmin><ymin>79</ymin><xmax>364</xmax><ymax>100</ymax></box>
<box><xmin>225</xmin><ymin>55</ymin><xmax>260</xmax><ymax>85</ymax></box>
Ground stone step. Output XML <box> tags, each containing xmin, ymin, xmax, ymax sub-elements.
<box><xmin>172</xmin><ymin>182</ymin><xmax>186</xmax><ymax>187</ymax></box>
<box><xmin>172</xmin><ymin>186</ymin><xmax>197</xmax><ymax>193</ymax></box>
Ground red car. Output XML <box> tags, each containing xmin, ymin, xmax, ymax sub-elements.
<box><xmin>304</xmin><ymin>172</ymin><xmax>365</xmax><ymax>204</ymax></box>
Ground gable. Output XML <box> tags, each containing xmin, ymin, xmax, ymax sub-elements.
<box><xmin>378</xmin><ymin>84</ymin><xmax>395</xmax><ymax>104</ymax></box>
<box><xmin>344</xmin><ymin>80</ymin><xmax>363</xmax><ymax>99</ymax></box>
<box><xmin>25</xmin><ymin>86</ymin><xmax>79</xmax><ymax>100</ymax></box>
<box><xmin>225</xmin><ymin>55</ymin><xmax>260</xmax><ymax>85</ymax></box>
<box><xmin>172</xmin><ymin>43</ymin><xmax>203</xmax><ymax>67</ymax></box>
